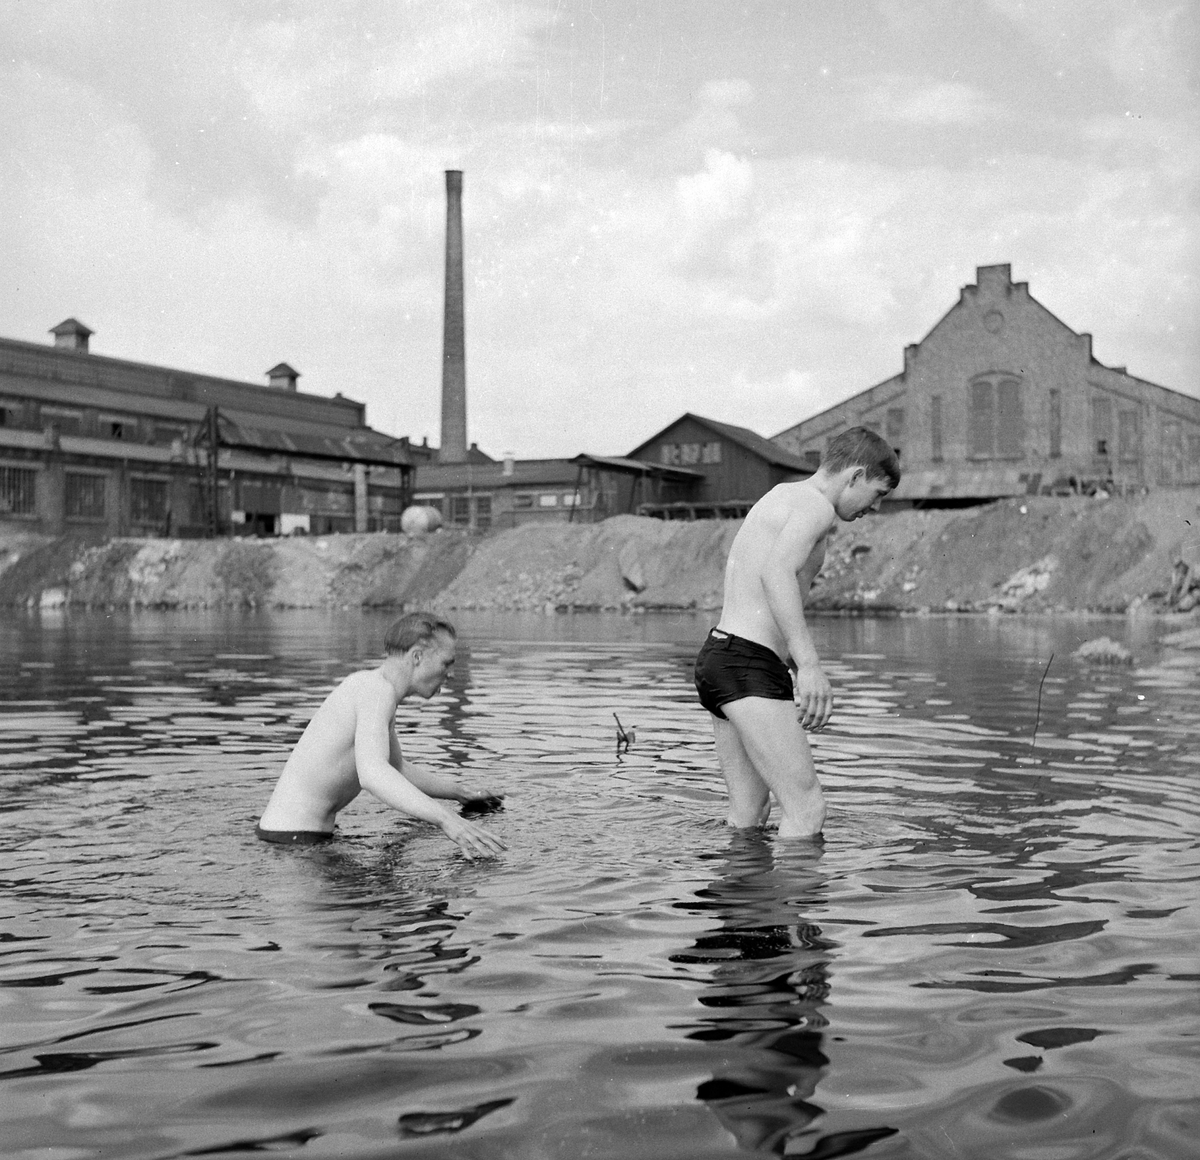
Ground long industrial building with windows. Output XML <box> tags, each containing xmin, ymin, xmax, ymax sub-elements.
<box><xmin>0</xmin><ymin>320</ymin><xmax>414</xmax><ymax>538</ymax></box>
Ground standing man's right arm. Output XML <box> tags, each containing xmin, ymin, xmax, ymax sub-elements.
<box><xmin>354</xmin><ymin>681</ymin><xmax>504</xmax><ymax>858</ymax></box>
<box><xmin>760</xmin><ymin>499</ymin><xmax>836</xmax><ymax>731</ymax></box>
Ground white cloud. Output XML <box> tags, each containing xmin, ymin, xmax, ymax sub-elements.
<box><xmin>236</xmin><ymin>2</ymin><xmax>550</xmax><ymax>130</ymax></box>
<box><xmin>857</xmin><ymin>76</ymin><xmax>1002</xmax><ymax>125</ymax></box>
<box><xmin>677</xmin><ymin>149</ymin><xmax>754</xmax><ymax>226</ymax></box>
<box><xmin>0</xmin><ymin>0</ymin><xmax>1194</xmax><ymax>461</ymax></box>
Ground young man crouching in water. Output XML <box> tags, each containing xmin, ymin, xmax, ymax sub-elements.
<box><xmin>257</xmin><ymin>612</ymin><xmax>505</xmax><ymax>859</ymax></box>
<box><xmin>694</xmin><ymin>427</ymin><xmax>900</xmax><ymax>838</ymax></box>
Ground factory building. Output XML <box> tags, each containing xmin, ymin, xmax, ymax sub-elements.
<box><xmin>0</xmin><ymin>320</ymin><xmax>414</xmax><ymax>538</ymax></box>
<box><xmin>626</xmin><ymin>413</ymin><xmax>811</xmax><ymax>517</ymax></box>
<box><xmin>411</xmin><ymin>452</ymin><xmax>702</xmax><ymax>531</ymax></box>
<box><xmin>773</xmin><ymin>264</ymin><xmax>1200</xmax><ymax>505</ymax></box>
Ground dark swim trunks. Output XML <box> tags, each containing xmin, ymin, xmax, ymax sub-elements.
<box><xmin>694</xmin><ymin>628</ymin><xmax>794</xmax><ymax>719</ymax></box>
<box><xmin>255</xmin><ymin>824</ymin><xmax>334</xmax><ymax>845</ymax></box>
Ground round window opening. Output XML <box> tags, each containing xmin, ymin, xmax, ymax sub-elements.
<box><xmin>983</xmin><ymin>309</ymin><xmax>1004</xmax><ymax>334</ymax></box>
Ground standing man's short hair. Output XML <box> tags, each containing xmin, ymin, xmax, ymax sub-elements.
<box><xmin>821</xmin><ymin>427</ymin><xmax>901</xmax><ymax>488</ymax></box>
<box><xmin>383</xmin><ymin>612</ymin><xmax>457</xmax><ymax>655</ymax></box>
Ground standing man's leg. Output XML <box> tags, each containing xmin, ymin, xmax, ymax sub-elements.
<box><xmin>713</xmin><ymin>715</ymin><xmax>771</xmax><ymax>828</ymax></box>
<box><xmin>721</xmin><ymin>698</ymin><xmax>826</xmax><ymax>838</ymax></box>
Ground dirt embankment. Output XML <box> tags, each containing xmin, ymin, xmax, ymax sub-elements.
<box><xmin>1</xmin><ymin>490</ymin><xmax>1198</xmax><ymax>615</ymax></box>
<box><xmin>0</xmin><ymin>530</ymin><xmax>477</xmax><ymax>610</ymax></box>
<box><xmin>808</xmin><ymin>489</ymin><xmax>1200</xmax><ymax>615</ymax></box>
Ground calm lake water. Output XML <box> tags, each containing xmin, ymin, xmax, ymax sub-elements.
<box><xmin>1</xmin><ymin>609</ymin><xmax>1197</xmax><ymax>1159</ymax></box>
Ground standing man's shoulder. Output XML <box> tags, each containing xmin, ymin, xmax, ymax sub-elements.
<box><xmin>779</xmin><ymin>480</ymin><xmax>836</xmax><ymax>531</ymax></box>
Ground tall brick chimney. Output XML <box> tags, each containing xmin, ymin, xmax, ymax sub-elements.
<box><xmin>439</xmin><ymin>169</ymin><xmax>468</xmax><ymax>464</ymax></box>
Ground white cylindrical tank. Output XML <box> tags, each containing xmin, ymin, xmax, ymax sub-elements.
<box><xmin>400</xmin><ymin>505</ymin><xmax>444</xmax><ymax>534</ymax></box>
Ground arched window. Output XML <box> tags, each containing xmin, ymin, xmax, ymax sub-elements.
<box><xmin>969</xmin><ymin>373</ymin><xmax>1023</xmax><ymax>459</ymax></box>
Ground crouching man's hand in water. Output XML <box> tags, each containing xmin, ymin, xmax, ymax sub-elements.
<box><xmin>436</xmin><ymin>805</ymin><xmax>506</xmax><ymax>859</ymax></box>
<box><xmin>454</xmin><ymin>783</ymin><xmax>506</xmax><ymax>811</ymax></box>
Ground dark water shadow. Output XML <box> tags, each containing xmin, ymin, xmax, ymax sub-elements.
<box><xmin>671</xmin><ymin>832</ymin><xmax>898</xmax><ymax>1156</ymax></box>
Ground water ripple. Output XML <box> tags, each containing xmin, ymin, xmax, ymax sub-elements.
<box><xmin>0</xmin><ymin>609</ymin><xmax>1196</xmax><ymax>1158</ymax></box>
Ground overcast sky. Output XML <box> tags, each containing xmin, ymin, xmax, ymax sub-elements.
<box><xmin>3</xmin><ymin>1</ymin><xmax>1196</xmax><ymax>458</ymax></box>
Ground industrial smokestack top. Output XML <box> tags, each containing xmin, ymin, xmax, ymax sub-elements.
<box><xmin>439</xmin><ymin>169</ymin><xmax>468</xmax><ymax>464</ymax></box>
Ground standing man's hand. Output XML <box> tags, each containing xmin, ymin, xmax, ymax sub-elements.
<box><xmin>794</xmin><ymin>664</ymin><xmax>833</xmax><ymax>731</ymax></box>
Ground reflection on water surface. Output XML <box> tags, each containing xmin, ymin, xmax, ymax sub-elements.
<box><xmin>1</xmin><ymin>609</ymin><xmax>1197</xmax><ymax>1158</ymax></box>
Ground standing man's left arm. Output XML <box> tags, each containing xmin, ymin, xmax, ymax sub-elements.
<box><xmin>761</xmin><ymin>500</ymin><xmax>837</xmax><ymax>730</ymax></box>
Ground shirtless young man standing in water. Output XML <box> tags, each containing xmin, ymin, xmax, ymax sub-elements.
<box><xmin>257</xmin><ymin>612</ymin><xmax>505</xmax><ymax>859</ymax></box>
<box><xmin>694</xmin><ymin>428</ymin><xmax>900</xmax><ymax>838</ymax></box>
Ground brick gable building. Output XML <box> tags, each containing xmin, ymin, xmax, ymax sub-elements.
<box><xmin>773</xmin><ymin>265</ymin><xmax>1200</xmax><ymax>504</ymax></box>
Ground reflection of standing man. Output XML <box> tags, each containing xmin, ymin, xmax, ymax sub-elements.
<box><xmin>672</xmin><ymin>833</ymin><xmax>895</xmax><ymax>1155</ymax></box>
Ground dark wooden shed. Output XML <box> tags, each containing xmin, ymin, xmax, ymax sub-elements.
<box><xmin>626</xmin><ymin>413</ymin><xmax>811</xmax><ymax>516</ymax></box>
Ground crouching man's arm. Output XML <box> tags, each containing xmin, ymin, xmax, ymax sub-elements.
<box><xmin>355</xmin><ymin>685</ymin><xmax>505</xmax><ymax>859</ymax></box>
<box><xmin>388</xmin><ymin>729</ymin><xmax>505</xmax><ymax>808</ymax></box>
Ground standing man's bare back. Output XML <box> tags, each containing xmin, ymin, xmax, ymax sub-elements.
<box><xmin>258</xmin><ymin>613</ymin><xmax>504</xmax><ymax>859</ymax></box>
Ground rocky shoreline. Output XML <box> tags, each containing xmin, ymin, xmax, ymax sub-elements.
<box><xmin>2</xmin><ymin>491</ymin><xmax>1198</xmax><ymax>619</ymax></box>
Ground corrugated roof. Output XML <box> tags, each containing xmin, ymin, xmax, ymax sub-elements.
<box><xmin>218</xmin><ymin>416</ymin><xmax>414</xmax><ymax>467</ymax></box>
<box><xmin>693</xmin><ymin>414</ymin><xmax>812</xmax><ymax>470</ymax></box>
<box><xmin>571</xmin><ymin>453</ymin><xmax>705</xmax><ymax>480</ymax></box>
<box><xmin>414</xmin><ymin>458</ymin><xmax>581</xmax><ymax>490</ymax></box>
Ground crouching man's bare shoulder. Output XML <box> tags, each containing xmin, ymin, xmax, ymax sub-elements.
<box><xmin>257</xmin><ymin>612</ymin><xmax>506</xmax><ymax>860</ymax></box>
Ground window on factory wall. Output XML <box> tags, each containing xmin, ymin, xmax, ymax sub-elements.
<box><xmin>65</xmin><ymin>473</ymin><xmax>106</xmax><ymax>520</ymax></box>
<box><xmin>1118</xmin><ymin>410</ymin><xmax>1141</xmax><ymax>463</ymax></box>
<box><xmin>538</xmin><ymin>493</ymin><xmax>558</xmax><ymax>507</ymax></box>
<box><xmin>1049</xmin><ymin>390</ymin><xmax>1062</xmax><ymax>458</ymax></box>
<box><xmin>996</xmin><ymin>380</ymin><xmax>1022</xmax><ymax>456</ymax></box>
<box><xmin>0</xmin><ymin>466</ymin><xmax>37</xmax><ymax>515</ymax></box>
<box><xmin>1092</xmin><ymin>397</ymin><xmax>1113</xmax><ymax>458</ymax></box>
<box><xmin>513</xmin><ymin>493</ymin><xmax>534</xmax><ymax>509</ymax></box>
<box><xmin>969</xmin><ymin>375</ymin><xmax>1023</xmax><ymax>458</ymax></box>
<box><xmin>930</xmin><ymin>395</ymin><xmax>944</xmax><ymax>462</ymax></box>
<box><xmin>473</xmin><ymin>496</ymin><xmax>492</xmax><ymax>531</ymax></box>
<box><xmin>969</xmin><ymin>381</ymin><xmax>994</xmax><ymax>457</ymax></box>
<box><xmin>1188</xmin><ymin>434</ymin><xmax>1200</xmax><ymax>485</ymax></box>
<box><xmin>130</xmin><ymin>477</ymin><xmax>169</xmax><ymax>524</ymax></box>
<box><xmin>449</xmin><ymin>495</ymin><xmax>471</xmax><ymax>526</ymax></box>
<box><xmin>660</xmin><ymin>441</ymin><xmax>720</xmax><ymax>466</ymax></box>
<box><xmin>101</xmin><ymin>413</ymin><xmax>139</xmax><ymax>441</ymax></box>
<box><xmin>1159</xmin><ymin>419</ymin><xmax>1183</xmax><ymax>485</ymax></box>
<box><xmin>886</xmin><ymin>407</ymin><xmax>904</xmax><ymax>460</ymax></box>
<box><xmin>41</xmin><ymin>406</ymin><xmax>84</xmax><ymax>436</ymax></box>
<box><xmin>153</xmin><ymin>423</ymin><xmax>186</xmax><ymax>444</ymax></box>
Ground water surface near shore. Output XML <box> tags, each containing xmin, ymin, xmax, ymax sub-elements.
<box><xmin>1</xmin><ymin>610</ymin><xmax>1197</xmax><ymax>1158</ymax></box>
